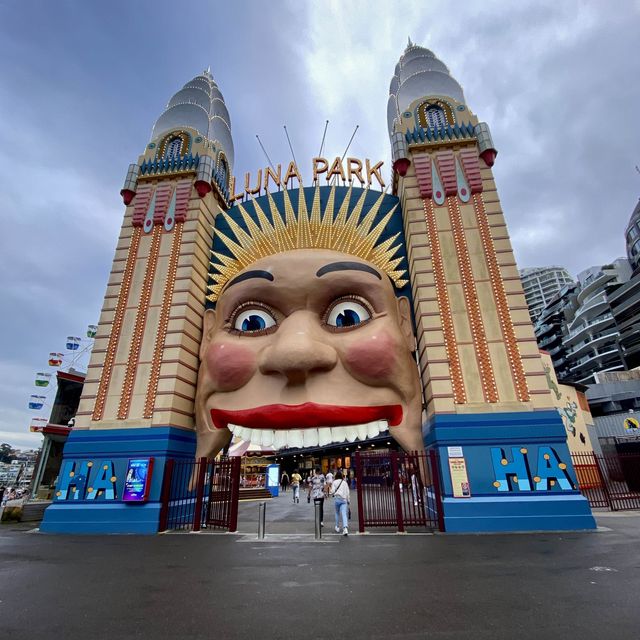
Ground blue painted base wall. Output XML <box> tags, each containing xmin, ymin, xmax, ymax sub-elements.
<box><xmin>40</xmin><ymin>427</ymin><xmax>196</xmax><ymax>534</ymax></box>
<box><xmin>424</xmin><ymin>411</ymin><xmax>597</xmax><ymax>533</ymax></box>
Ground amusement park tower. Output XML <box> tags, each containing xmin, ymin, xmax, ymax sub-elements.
<box><xmin>387</xmin><ymin>40</ymin><xmax>593</xmax><ymax>530</ymax></box>
<box><xmin>42</xmin><ymin>70</ymin><xmax>235</xmax><ymax>532</ymax></box>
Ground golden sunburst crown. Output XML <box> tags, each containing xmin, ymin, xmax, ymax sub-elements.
<box><xmin>207</xmin><ymin>185</ymin><xmax>408</xmax><ymax>302</ymax></box>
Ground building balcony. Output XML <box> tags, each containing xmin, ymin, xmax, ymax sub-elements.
<box><xmin>565</xmin><ymin>331</ymin><xmax>620</xmax><ymax>360</ymax></box>
<box><xmin>568</xmin><ymin>346</ymin><xmax>621</xmax><ymax>373</ymax></box>
<box><xmin>576</xmin><ymin>270</ymin><xmax>615</xmax><ymax>305</ymax></box>
<box><xmin>563</xmin><ymin>313</ymin><xmax>614</xmax><ymax>346</ymax></box>
<box><xmin>568</xmin><ymin>295</ymin><xmax>608</xmax><ymax>330</ymax></box>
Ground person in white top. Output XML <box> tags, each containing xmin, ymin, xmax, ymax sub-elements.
<box><xmin>329</xmin><ymin>470</ymin><xmax>350</xmax><ymax>535</ymax></box>
<box><xmin>324</xmin><ymin>470</ymin><xmax>334</xmax><ymax>496</ymax></box>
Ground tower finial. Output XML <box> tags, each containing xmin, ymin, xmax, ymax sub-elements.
<box><xmin>407</xmin><ymin>36</ymin><xmax>413</xmax><ymax>48</ymax></box>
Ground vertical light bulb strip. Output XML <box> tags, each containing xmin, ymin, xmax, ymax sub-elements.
<box><xmin>423</xmin><ymin>198</ymin><xmax>466</xmax><ymax>403</ymax></box>
<box><xmin>473</xmin><ymin>193</ymin><xmax>530</xmax><ymax>402</ymax></box>
<box><xmin>117</xmin><ymin>225</ymin><xmax>163</xmax><ymax>419</ymax></box>
<box><xmin>447</xmin><ymin>195</ymin><xmax>499</xmax><ymax>403</ymax></box>
<box><xmin>144</xmin><ymin>221</ymin><xmax>183</xmax><ymax>419</ymax></box>
<box><xmin>92</xmin><ymin>227</ymin><xmax>141</xmax><ymax>421</ymax></box>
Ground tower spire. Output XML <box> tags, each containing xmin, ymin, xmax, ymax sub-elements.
<box><xmin>407</xmin><ymin>36</ymin><xmax>413</xmax><ymax>49</ymax></box>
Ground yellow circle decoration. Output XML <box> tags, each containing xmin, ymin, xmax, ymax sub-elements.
<box><xmin>513</xmin><ymin>477</ymin><xmax>518</xmax><ymax>483</ymax></box>
<box><xmin>69</xmin><ymin>471</ymin><xmax>75</xmax><ymax>477</ymax></box>
<box><xmin>558</xmin><ymin>463</ymin><xmax>567</xmax><ymax>470</ymax></box>
<box><xmin>111</xmin><ymin>476</ymin><xmax>117</xmax><ymax>483</ymax></box>
<box><xmin>87</xmin><ymin>462</ymin><xmax>93</xmax><ymax>467</ymax></box>
<box><xmin>501</xmin><ymin>459</ymin><xmax>508</xmax><ymax>466</ymax></box>
<box><xmin>87</xmin><ymin>487</ymin><xmax>93</xmax><ymax>493</ymax></box>
<box><xmin>533</xmin><ymin>476</ymin><xmax>541</xmax><ymax>483</ymax></box>
<box><xmin>543</xmin><ymin>454</ymin><xmax>550</xmax><ymax>460</ymax></box>
<box><xmin>550</xmin><ymin>480</ymin><xmax>556</xmax><ymax>486</ymax></box>
<box><xmin>520</xmin><ymin>448</ymin><xmax>528</xmax><ymax>454</ymax></box>
<box><xmin>103</xmin><ymin>465</ymin><xmax>109</xmax><ymax>470</ymax></box>
<box><xmin>493</xmin><ymin>481</ymin><xmax>501</xmax><ymax>488</ymax></box>
<box><xmin>56</xmin><ymin>491</ymin><xmax>61</xmax><ymax>497</ymax></box>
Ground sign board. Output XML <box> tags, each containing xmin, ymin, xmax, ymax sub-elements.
<box><xmin>122</xmin><ymin>458</ymin><xmax>154</xmax><ymax>502</ymax></box>
<box><xmin>448</xmin><ymin>457</ymin><xmax>471</xmax><ymax>498</ymax></box>
<box><xmin>447</xmin><ymin>446</ymin><xmax>464</xmax><ymax>458</ymax></box>
<box><xmin>266</xmin><ymin>463</ymin><xmax>280</xmax><ymax>497</ymax></box>
<box><xmin>624</xmin><ymin>417</ymin><xmax>639</xmax><ymax>430</ymax></box>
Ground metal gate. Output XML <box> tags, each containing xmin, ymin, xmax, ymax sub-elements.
<box><xmin>159</xmin><ymin>456</ymin><xmax>241</xmax><ymax>532</ymax></box>
<box><xmin>355</xmin><ymin>450</ymin><xmax>444</xmax><ymax>532</ymax></box>
<box><xmin>572</xmin><ymin>452</ymin><xmax>640</xmax><ymax>511</ymax></box>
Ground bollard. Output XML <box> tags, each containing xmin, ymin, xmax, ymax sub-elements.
<box><xmin>314</xmin><ymin>499</ymin><xmax>322</xmax><ymax>540</ymax></box>
<box><xmin>258</xmin><ymin>501</ymin><xmax>266</xmax><ymax>539</ymax></box>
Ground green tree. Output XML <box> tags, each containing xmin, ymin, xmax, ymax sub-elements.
<box><xmin>0</xmin><ymin>443</ymin><xmax>14</xmax><ymax>463</ymax></box>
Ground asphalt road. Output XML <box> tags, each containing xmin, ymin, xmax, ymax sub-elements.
<box><xmin>1</xmin><ymin>511</ymin><xmax>639</xmax><ymax>640</ymax></box>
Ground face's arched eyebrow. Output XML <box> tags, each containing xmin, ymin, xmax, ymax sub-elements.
<box><xmin>225</xmin><ymin>270</ymin><xmax>274</xmax><ymax>290</ymax></box>
<box><xmin>316</xmin><ymin>261</ymin><xmax>382</xmax><ymax>280</ymax></box>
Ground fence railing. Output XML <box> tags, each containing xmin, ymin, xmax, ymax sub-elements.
<box><xmin>355</xmin><ymin>450</ymin><xmax>443</xmax><ymax>533</ymax></box>
<box><xmin>159</xmin><ymin>456</ymin><xmax>241</xmax><ymax>532</ymax></box>
<box><xmin>571</xmin><ymin>452</ymin><xmax>640</xmax><ymax>511</ymax></box>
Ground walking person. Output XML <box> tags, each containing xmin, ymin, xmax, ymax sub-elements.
<box><xmin>325</xmin><ymin>469</ymin><xmax>334</xmax><ymax>497</ymax></box>
<box><xmin>309</xmin><ymin>466</ymin><xmax>326</xmax><ymax>526</ymax></box>
<box><xmin>330</xmin><ymin>471</ymin><xmax>350</xmax><ymax>535</ymax></box>
<box><xmin>290</xmin><ymin>469</ymin><xmax>302</xmax><ymax>503</ymax></box>
<box><xmin>281</xmin><ymin>470</ymin><xmax>290</xmax><ymax>493</ymax></box>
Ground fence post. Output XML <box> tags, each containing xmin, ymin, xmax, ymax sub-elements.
<box><xmin>593</xmin><ymin>452</ymin><xmax>615</xmax><ymax>511</ymax></box>
<box><xmin>192</xmin><ymin>457</ymin><xmax>208</xmax><ymax>532</ymax></box>
<box><xmin>355</xmin><ymin>451</ymin><xmax>365</xmax><ymax>533</ymax></box>
<box><xmin>391</xmin><ymin>452</ymin><xmax>405</xmax><ymax>533</ymax></box>
<box><xmin>429</xmin><ymin>449</ymin><xmax>446</xmax><ymax>532</ymax></box>
<box><xmin>158</xmin><ymin>459</ymin><xmax>174</xmax><ymax>532</ymax></box>
<box><xmin>228</xmin><ymin>456</ymin><xmax>241</xmax><ymax>532</ymax></box>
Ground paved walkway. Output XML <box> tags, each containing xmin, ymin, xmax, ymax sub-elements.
<box><xmin>1</xmin><ymin>513</ymin><xmax>640</xmax><ymax>639</ymax></box>
<box><xmin>237</xmin><ymin>489</ymin><xmax>358</xmax><ymax>535</ymax></box>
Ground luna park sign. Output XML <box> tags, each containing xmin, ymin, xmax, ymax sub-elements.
<box><xmin>229</xmin><ymin>157</ymin><xmax>386</xmax><ymax>201</ymax></box>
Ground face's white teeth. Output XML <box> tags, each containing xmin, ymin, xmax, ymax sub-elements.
<box><xmin>356</xmin><ymin>423</ymin><xmax>368</xmax><ymax>441</ymax></box>
<box><xmin>328</xmin><ymin>426</ymin><xmax>344</xmax><ymax>443</ymax></box>
<box><xmin>303</xmin><ymin>428</ymin><xmax>319</xmax><ymax>447</ymax></box>
<box><xmin>378</xmin><ymin>420</ymin><xmax>389</xmax><ymax>433</ymax></box>
<box><xmin>260</xmin><ymin>429</ymin><xmax>274</xmax><ymax>447</ymax></box>
<box><xmin>318</xmin><ymin>427</ymin><xmax>333</xmax><ymax>446</ymax></box>
<box><xmin>233</xmin><ymin>425</ymin><xmax>249</xmax><ymax>440</ymax></box>
<box><xmin>366</xmin><ymin>421</ymin><xmax>379</xmax><ymax>439</ymax></box>
<box><xmin>273</xmin><ymin>430</ymin><xmax>288</xmax><ymax>449</ymax></box>
<box><xmin>288</xmin><ymin>429</ymin><xmax>304</xmax><ymax>448</ymax></box>
<box><xmin>249</xmin><ymin>429</ymin><xmax>264</xmax><ymax>445</ymax></box>
<box><xmin>344</xmin><ymin>426</ymin><xmax>358</xmax><ymax>443</ymax></box>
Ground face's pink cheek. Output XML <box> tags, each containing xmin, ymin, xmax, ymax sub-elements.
<box><xmin>205</xmin><ymin>342</ymin><xmax>257</xmax><ymax>391</ymax></box>
<box><xmin>343</xmin><ymin>330</ymin><xmax>399</xmax><ymax>381</ymax></box>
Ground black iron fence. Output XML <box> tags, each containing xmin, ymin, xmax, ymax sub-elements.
<box><xmin>572</xmin><ymin>452</ymin><xmax>640</xmax><ymax>511</ymax></box>
<box><xmin>355</xmin><ymin>450</ymin><xmax>444</xmax><ymax>532</ymax></box>
<box><xmin>159</xmin><ymin>456</ymin><xmax>241</xmax><ymax>532</ymax></box>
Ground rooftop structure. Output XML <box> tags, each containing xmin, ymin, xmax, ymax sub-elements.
<box><xmin>520</xmin><ymin>266</ymin><xmax>574</xmax><ymax>323</ymax></box>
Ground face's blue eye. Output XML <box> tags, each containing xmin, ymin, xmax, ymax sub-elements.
<box><xmin>326</xmin><ymin>300</ymin><xmax>371</xmax><ymax>328</ymax></box>
<box><xmin>233</xmin><ymin>308</ymin><xmax>276</xmax><ymax>333</ymax></box>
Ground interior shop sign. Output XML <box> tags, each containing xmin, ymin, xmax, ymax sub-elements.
<box><xmin>230</xmin><ymin>157</ymin><xmax>386</xmax><ymax>200</ymax></box>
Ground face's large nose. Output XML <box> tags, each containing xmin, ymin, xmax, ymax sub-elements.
<box><xmin>258</xmin><ymin>311</ymin><xmax>337</xmax><ymax>385</ymax></box>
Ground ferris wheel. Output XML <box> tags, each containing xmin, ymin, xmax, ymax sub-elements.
<box><xmin>28</xmin><ymin>324</ymin><xmax>97</xmax><ymax>431</ymax></box>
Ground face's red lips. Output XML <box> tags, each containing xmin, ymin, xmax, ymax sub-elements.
<box><xmin>210</xmin><ymin>403</ymin><xmax>403</xmax><ymax>430</ymax></box>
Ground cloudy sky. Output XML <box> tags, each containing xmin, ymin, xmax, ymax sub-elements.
<box><xmin>1</xmin><ymin>0</ymin><xmax>639</xmax><ymax>449</ymax></box>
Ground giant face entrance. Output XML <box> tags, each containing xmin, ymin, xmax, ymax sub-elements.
<box><xmin>159</xmin><ymin>449</ymin><xmax>443</xmax><ymax>534</ymax></box>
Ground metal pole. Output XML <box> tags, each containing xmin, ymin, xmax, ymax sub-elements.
<box><xmin>258</xmin><ymin>501</ymin><xmax>266</xmax><ymax>539</ymax></box>
<box><xmin>314</xmin><ymin>499</ymin><xmax>322</xmax><ymax>539</ymax></box>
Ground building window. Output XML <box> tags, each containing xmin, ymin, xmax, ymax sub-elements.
<box><xmin>425</xmin><ymin>106</ymin><xmax>447</xmax><ymax>130</ymax></box>
<box><xmin>166</xmin><ymin>137</ymin><xmax>182</xmax><ymax>159</ymax></box>
<box><xmin>218</xmin><ymin>157</ymin><xmax>228</xmax><ymax>187</ymax></box>
<box><xmin>628</xmin><ymin>226</ymin><xmax>639</xmax><ymax>242</ymax></box>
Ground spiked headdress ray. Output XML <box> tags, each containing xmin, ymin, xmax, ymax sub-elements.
<box><xmin>207</xmin><ymin>185</ymin><xmax>408</xmax><ymax>302</ymax></box>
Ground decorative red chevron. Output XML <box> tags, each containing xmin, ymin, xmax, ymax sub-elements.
<box><xmin>131</xmin><ymin>184</ymin><xmax>154</xmax><ymax>227</ymax></box>
<box><xmin>459</xmin><ymin>148</ymin><xmax>483</xmax><ymax>194</ymax></box>
<box><xmin>434</xmin><ymin>150</ymin><xmax>457</xmax><ymax>196</ymax></box>
<box><xmin>173</xmin><ymin>179</ymin><xmax>193</xmax><ymax>223</ymax></box>
<box><xmin>153</xmin><ymin>183</ymin><xmax>173</xmax><ymax>225</ymax></box>
<box><xmin>413</xmin><ymin>153</ymin><xmax>432</xmax><ymax>198</ymax></box>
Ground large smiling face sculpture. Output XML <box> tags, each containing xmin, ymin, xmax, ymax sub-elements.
<box><xmin>195</xmin><ymin>186</ymin><xmax>423</xmax><ymax>459</ymax></box>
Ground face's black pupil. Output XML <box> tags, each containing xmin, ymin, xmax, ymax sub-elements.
<box><xmin>242</xmin><ymin>315</ymin><xmax>266</xmax><ymax>331</ymax></box>
<box><xmin>336</xmin><ymin>309</ymin><xmax>359</xmax><ymax>327</ymax></box>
